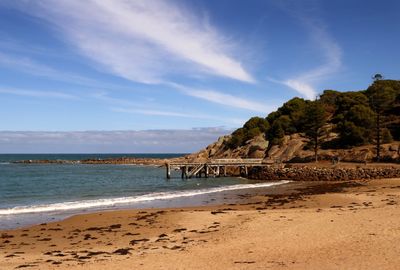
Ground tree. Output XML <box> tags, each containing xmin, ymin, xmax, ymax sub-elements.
<box><xmin>226</xmin><ymin>117</ymin><xmax>270</xmax><ymax>149</ymax></box>
<box><xmin>335</xmin><ymin>91</ymin><xmax>369</xmax><ymax>113</ymax></box>
<box><xmin>274</xmin><ymin>115</ymin><xmax>295</xmax><ymax>134</ymax></box>
<box><xmin>227</xmin><ymin>128</ymin><xmax>245</xmax><ymax>149</ymax></box>
<box><xmin>276</xmin><ymin>97</ymin><xmax>308</xmax><ymax>132</ymax></box>
<box><xmin>347</xmin><ymin>105</ymin><xmax>375</xmax><ymax>130</ymax></box>
<box><xmin>372</xmin><ymin>73</ymin><xmax>383</xmax><ymax>81</ymax></box>
<box><xmin>303</xmin><ymin>101</ymin><xmax>327</xmax><ymax>162</ymax></box>
<box><xmin>266</xmin><ymin>111</ymin><xmax>281</xmax><ymax>125</ymax></box>
<box><xmin>368</xmin><ymin>77</ymin><xmax>396</xmax><ymax>161</ymax></box>
<box><xmin>243</xmin><ymin>117</ymin><xmax>270</xmax><ymax>133</ymax></box>
<box><xmin>319</xmin><ymin>90</ymin><xmax>340</xmax><ymax>114</ymax></box>
<box><xmin>382</xmin><ymin>128</ymin><xmax>393</xmax><ymax>144</ymax></box>
<box><xmin>269</xmin><ymin>121</ymin><xmax>285</xmax><ymax>145</ymax></box>
<box><xmin>337</xmin><ymin>121</ymin><xmax>369</xmax><ymax>147</ymax></box>
<box><xmin>245</xmin><ymin>127</ymin><xmax>261</xmax><ymax>142</ymax></box>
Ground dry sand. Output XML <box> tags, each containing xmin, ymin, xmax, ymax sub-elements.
<box><xmin>1</xmin><ymin>179</ymin><xmax>400</xmax><ymax>269</ymax></box>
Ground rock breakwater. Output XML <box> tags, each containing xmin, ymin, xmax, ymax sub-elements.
<box><xmin>80</xmin><ymin>157</ymin><xmax>167</xmax><ymax>166</ymax></box>
<box><xmin>12</xmin><ymin>157</ymin><xmax>175</xmax><ymax>166</ymax></box>
<box><xmin>249</xmin><ymin>166</ymin><xmax>400</xmax><ymax>181</ymax></box>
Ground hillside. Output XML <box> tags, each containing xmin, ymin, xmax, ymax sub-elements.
<box><xmin>184</xmin><ymin>79</ymin><xmax>400</xmax><ymax>163</ymax></box>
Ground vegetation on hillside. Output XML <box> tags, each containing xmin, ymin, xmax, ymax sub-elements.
<box><xmin>226</xmin><ymin>78</ymin><xmax>400</xmax><ymax>160</ymax></box>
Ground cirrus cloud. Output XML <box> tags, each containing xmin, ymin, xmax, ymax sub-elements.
<box><xmin>17</xmin><ymin>0</ymin><xmax>254</xmax><ymax>84</ymax></box>
<box><xmin>268</xmin><ymin>1</ymin><xmax>342</xmax><ymax>100</ymax></box>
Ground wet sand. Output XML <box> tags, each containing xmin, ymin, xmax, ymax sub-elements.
<box><xmin>1</xmin><ymin>179</ymin><xmax>400</xmax><ymax>269</ymax></box>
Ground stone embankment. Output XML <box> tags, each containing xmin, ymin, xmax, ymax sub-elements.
<box><xmin>249</xmin><ymin>166</ymin><xmax>400</xmax><ymax>181</ymax></box>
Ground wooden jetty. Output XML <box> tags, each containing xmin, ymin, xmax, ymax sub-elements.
<box><xmin>165</xmin><ymin>158</ymin><xmax>267</xmax><ymax>179</ymax></box>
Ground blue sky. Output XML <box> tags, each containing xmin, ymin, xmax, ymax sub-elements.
<box><xmin>0</xmin><ymin>0</ymin><xmax>399</xmax><ymax>152</ymax></box>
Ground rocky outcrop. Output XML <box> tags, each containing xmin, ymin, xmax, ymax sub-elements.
<box><xmin>184</xmin><ymin>133</ymin><xmax>400</xmax><ymax>164</ymax></box>
<box><xmin>184</xmin><ymin>134</ymin><xmax>270</xmax><ymax>162</ymax></box>
<box><xmin>265</xmin><ymin>134</ymin><xmax>310</xmax><ymax>162</ymax></box>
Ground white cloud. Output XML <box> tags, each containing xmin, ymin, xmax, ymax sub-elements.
<box><xmin>184</xmin><ymin>89</ymin><xmax>272</xmax><ymax>113</ymax></box>
<box><xmin>0</xmin><ymin>129</ymin><xmax>233</xmax><ymax>153</ymax></box>
<box><xmin>92</xmin><ymin>91</ymin><xmax>247</xmax><ymax>125</ymax></box>
<box><xmin>111</xmin><ymin>107</ymin><xmax>246</xmax><ymax>126</ymax></box>
<box><xmin>269</xmin><ymin>3</ymin><xmax>342</xmax><ymax>100</ymax></box>
<box><xmin>111</xmin><ymin>107</ymin><xmax>194</xmax><ymax>118</ymax></box>
<box><xmin>0</xmin><ymin>87</ymin><xmax>78</xmax><ymax>100</ymax></box>
<box><xmin>0</xmin><ymin>52</ymin><xmax>97</xmax><ymax>87</ymax></box>
<box><xmin>0</xmin><ymin>52</ymin><xmax>138</xmax><ymax>92</ymax></box>
<box><xmin>4</xmin><ymin>0</ymin><xmax>260</xmax><ymax>117</ymax></box>
<box><xmin>171</xmin><ymin>84</ymin><xmax>273</xmax><ymax>113</ymax></box>
<box><xmin>283</xmin><ymin>23</ymin><xmax>341</xmax><ymax>99</ymax></box>
<box><xmin>21</xmin><ymin>0</ymin><xmax>254</xmax><ymax>84</ymax></box>
<box><xmin>282</xmin><ymin>80</ymin><xmax>317</xmax><ymax>100</ymax></box>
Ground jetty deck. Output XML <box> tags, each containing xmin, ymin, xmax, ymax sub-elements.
<box><xmin>165</xmin><ymin>158</ymin><xmax>268</xmax><ymax>179</ymax></box>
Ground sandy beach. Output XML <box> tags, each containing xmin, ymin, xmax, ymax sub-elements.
<box><xmin>1</xmin><ymin>179</ymin><xmax>400</xmax><ymax>269</ymax></box>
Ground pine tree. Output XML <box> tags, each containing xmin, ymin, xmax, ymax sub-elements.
<box><xmin>304</xmin><ymin>101</ymin><xmax>327</xmax><ymax>162</ymax></box>
<box><xmin>369</xmin><ymin>75</ymin><xmax>396</xmax><ymax>161</ymax></box>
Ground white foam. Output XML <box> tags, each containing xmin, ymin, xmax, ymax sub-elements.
<box><xmin>0</xmin><ymin>181</ymin><xmax>290</xmax><ymax>216</ymax></box>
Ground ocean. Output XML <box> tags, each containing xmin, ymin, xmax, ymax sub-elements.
<box><xmin>0</xmin><ymin>154</ymin><xmax>288</xmax><ymax>229</ymax></box>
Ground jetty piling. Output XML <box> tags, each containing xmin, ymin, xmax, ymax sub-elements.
<box><xmin>166</xmin><ymin>159</ymin><xmax>265</xmax><ymax>179</ymax></box>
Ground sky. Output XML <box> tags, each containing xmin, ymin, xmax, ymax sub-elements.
<box><xmin>0</xmin><ymin>0</ymin><xmax>399</xmax><ymax>153</ymax></box>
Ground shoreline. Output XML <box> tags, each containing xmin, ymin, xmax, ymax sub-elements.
<box><xmin>2</xmin><ymin>178</ymin><xmax>400</xmax><ymax>269</ymax></box>
<box><xmin>0</xmin><ymin>180</ymin><xmax>293</xmax><ymax>230</ymax></box>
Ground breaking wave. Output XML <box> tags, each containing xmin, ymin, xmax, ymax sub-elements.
<box><xmin>0</xmin><ymin>181</ymin><xmax>290</xmax><ymax>215</ymax></box>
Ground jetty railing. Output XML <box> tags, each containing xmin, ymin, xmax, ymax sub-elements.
<box><xmin>165</xmin><ymin>158</ymin><xmax>266</xmax><ymax>179</ymax></box>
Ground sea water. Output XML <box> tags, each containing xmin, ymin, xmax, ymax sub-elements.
<box><xmin>0</xmin><ymin>154</ymin><xmax>288</xmax><ymax>229</ymax></box>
